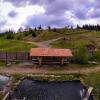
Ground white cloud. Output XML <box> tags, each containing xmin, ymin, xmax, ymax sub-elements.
<box><xmin>0</xmin><ymin>0</ymin><xmax>100</xmax><ymax>32</ymax></box>
<box><xmin>0</xmin><ymin>1</ymin><xmax>14</xmax><ymax>16</ymax></box>
<box><xmin>88</xmin><ymin>0</ymin><xmax>95</xmax><ymax>3</ymax></box>
<box><xmin>64</xmin><ymin>10</ymin><xmax>100</xmax><ymax>26</ymax></box>
<box><xmin>87</xmin><ymin>8</ymin><xmax>94</xmax><ymax>17</ymax></box>
<box><xmin>0</xmin><ymin>1</ymin><xmax>45</xmax><ymax>32</ymax></box>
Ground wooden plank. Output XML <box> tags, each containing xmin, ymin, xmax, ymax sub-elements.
<box><xmin>82</xmin><ymin>87</ymin><xmax>93</xmax><ymax>100</ymax></box>
<box><xmin>2</xmin><ymin>92</ymin><xmax>9</xmax><ymax>100</ymax></box>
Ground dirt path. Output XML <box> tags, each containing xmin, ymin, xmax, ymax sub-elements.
<box><xmin>26</xmin><ymin>37</ymin><xmax>63</xmax><ymax>48</ymax></box>
<box><xmin>0</xmin><ymin>65</ymin><xmax>100</xmax><ymax>75</ymax></box>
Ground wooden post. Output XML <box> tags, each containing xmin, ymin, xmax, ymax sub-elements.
<box><xmin>38</xmin><ymin>57</ymin><xmax>42</xmax><ymax>66</ymax></box>
<box><xmin>16</xmin><ymin>52</ymin><xmax>17</xmax><ymax>60</ymax></box>
<box><xmin>61</xmin><ymin>58</ymin><xmax>64</xmax><ymax>65</ymax></box>
<box><xmin>6</xmin><ymin>52</ymin><xmax>7</xmax><ymax>65</ymax></box>
<box><xmin>28</xmin><ymin>52</ymin><xmax>30</xmax><ymax>60</ymax></box>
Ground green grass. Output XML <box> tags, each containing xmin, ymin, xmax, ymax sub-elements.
<box><xmin>51</xmin><ymin>38</ymin><xmax>89</xmax><ymax>48</ymax></box>
<box><xmin>34</xmin><ymin>30</ymin><xmax>62</xmax><ymax>42</ymax></box>
<box><xmin>51</xmin><ymin>30</ymin><xmax>100</xmax><ymax>48</ymax></box>
<box><xmin>0</xmin><ymin>60</ymin><xmax>5</xmax><ymax>66</ymax></box>
<box><xmin>0</xmin><ymin>39</ymin><xmax>37</xmax><ymax>51</ymax></box>
<box><xmin>83</xmin><ymin>73</ymin><xmax>100</xmax><ymax>99</ymax></box>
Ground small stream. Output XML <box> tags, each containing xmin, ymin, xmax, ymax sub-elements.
<box><xmin>10</xmin><ymin>79</ymin><xmax>94</xmax><ymax>100</ymax></box>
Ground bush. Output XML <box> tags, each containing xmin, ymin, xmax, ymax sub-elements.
<box><xmin>5</xmin><ymin>33</ymin><xmax>14</xmax><ymax>39</ymax></box>
<box><xmin>17</xmin><ymin>36</ymin><xmax>21</xmax><ymax>40</ymax></box>
<box><xmin>74</xmin><ymin>47</ymin><xmax>89</xmax><ymax>64</ymax></box>
<box><xmin>53</xmin><ymin>28</ymin><xmax>57</xmax><ymax>32</ymax></box>
<box><xmin>93</xmin><ymin>50</ymin><xmax>100</xmax><ymax>62</ymax></box>
<box><xmin>32</xmin><ymin>31</ymin><xmax>36</xmax><ymax>37</ymax></box>
<box><xmin>24</xmin><ymin>32</ymin><xmax>28</xmax><ymax>36</ymax></box>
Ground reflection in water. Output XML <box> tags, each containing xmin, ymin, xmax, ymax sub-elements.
<box><xmin>10</xmin><ymin>79</ymin><xmax>94</xmax><ymax>100</ymax></box>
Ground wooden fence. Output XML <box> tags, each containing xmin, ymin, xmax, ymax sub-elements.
<box><xmin>0</xmin><ymin>51</ymin><xmax>30</xmax><ymax>61</ymax></box>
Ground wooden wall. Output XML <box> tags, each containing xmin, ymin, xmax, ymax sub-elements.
<box><xmin>0</xmin><ymin>51</ymin><xmax>30</xmax><ymax>61</ymax></box>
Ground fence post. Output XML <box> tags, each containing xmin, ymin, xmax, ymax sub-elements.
<box><xmin>16</xmin><ymin>52</ymin><xmax>17</xmax><ymax>61</ymax></box>
<box><xmin>6</xmin><ymin>52</ymin><xmax>7</xmax><ymax>65</ymax></box>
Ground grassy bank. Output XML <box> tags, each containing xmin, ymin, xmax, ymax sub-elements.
<box><xmin>0</xmin><ymin>39</ymin><xmax>37</xmax><ymax>52</ymax></box>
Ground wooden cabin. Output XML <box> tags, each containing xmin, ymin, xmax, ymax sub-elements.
<box><xmin>30</xmin><ymin>48</ymin><xmax>73</xmax><ymax>65</ymax></box>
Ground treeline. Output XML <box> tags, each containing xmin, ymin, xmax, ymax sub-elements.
<box><xmin>77</xmin><ymin>24</ymin><xmax>100</xmax><ymax>31</ymax></box>
<box><xmin>0</xmin><ymin>26</ymin><xmax>41</xmax><ymax>39</ymax></box>
<box><xmin>0</xmin><ymin>25</ymin><xmax>65</xmax><ymax>39</ymax></box>
<box><xmin>0</xmin><ymin>24</ymin><xmax>100</xmax><ymax>40</ymax></box>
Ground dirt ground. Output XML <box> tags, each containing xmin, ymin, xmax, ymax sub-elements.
<box><xmin>25</xmin><ymin>37</ymin><xmax>63</xmax><ymax>48</ymax></box>
<box><xmin>0</xmin><ymin>64</ymin><xmax>100</xmax><ymax>75</ymax></box>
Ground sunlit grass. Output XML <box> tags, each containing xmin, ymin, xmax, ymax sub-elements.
<box><xmin>0</xmin><ymin>39</ymin><xmax>37</xmax><ymax>51</ymax></box>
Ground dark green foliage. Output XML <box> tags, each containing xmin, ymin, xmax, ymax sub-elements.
<box><xmin>74</xmin><ymin>47</ymin><xmax>89</xmax><ymax>64</ymax></box>
<box><xmin>18</xmin><ymin>27</ymin><xmax>23</xmax><ymax>32</ymax></box>
<box><xmin>38</xmin><ymin>25</ymin><xmax>42</xmax><ymax>30</ymax></box>
<box><xmin>77</xmin><ymin>24</ymin><xmax>81</xmax><ymax>29</ymax></box>
<box><xmin>32</xmin><ymin>31</ymin><xmax>36</xmax><ymax>37</ymax></box>
<box><xmin>71</xmin><ymin>25</ymin><xmax>73</xmax><ymax>29</ymax></box>
<box><xmin>64</xmin><ymin>26</ymin><xmax>67</xmax><ymax>30</ymax></box>
<box><xmin>48</xmin><ymin>26</ymin><xmax>50</xmax><ymax>30</ymax></box>
<box><xmin>5</xmin><ymin>30</ymin><xmax>14</xmax><ymax>39</ymax></box>
<box><xmin>80</xmin><ymin>24</ymin><xmax>100</xmax><ymax>31</ymax></box>
<box><xmin>34</xmin><ymin>27</ymin><xmax>37</xmax><ymax>31</ymax></box>
<box><xmin>0</xmin><ymin>33</ymin><xmax>5</xmax><ymax>37</ymax></box>
<box><xmin>17</xmin><ymin>36</ymin><xmax>21</xmax><ymax>40</ymax></box>
<box><xmin>93</xmin><ymin>50</ymin><xmax>100</xmax><ymax>62</ymax></box>
<box><xmin>53</xmin><ymin>28</ymin><xmax>57</xmax><ymax>32</ymax></box>
<box><xmin>28</xmin><ymin>28</ymin><xmax>33</xmax><ymax>34</ymax></box>
<box><xmin>6</xmin><ymin>33</ymin><xmax>14</xmax><ymax>39</ymax></box>
<box><xmin>24</xmin><ymin>32</ymin><xmax>28</xmax><ymax>36</ymax></box>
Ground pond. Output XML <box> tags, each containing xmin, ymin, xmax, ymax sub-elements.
<box><xmin>9</xmin><ymin>79</ymin><xmax>94</xmax><ymax>100</ymax></box>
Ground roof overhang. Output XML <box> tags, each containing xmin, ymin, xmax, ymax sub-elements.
<box><xmin>30</xmin><ymin>48</ymin><xmax>73</xmax><ymax>57</ymax></box>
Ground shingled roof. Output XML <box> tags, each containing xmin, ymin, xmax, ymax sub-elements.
<box><xmin>30</xmin><ymin>48</ymin><xmax>73</xmax><ymax>57</ymax></box>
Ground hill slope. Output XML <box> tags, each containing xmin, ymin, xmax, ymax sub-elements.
<box><xmin>0</xmin><ymin>28</ymin><xmax>100</xmax><ymax>50</ymax></box>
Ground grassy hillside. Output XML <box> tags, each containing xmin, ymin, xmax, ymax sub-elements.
<box><xmin>0</xmin><ymin>28</ymin><xmax>100</xmax><ymax>51</ymax></box>
<box><xmin>34</xmin><ymin>30</ymin><xmax>62</xmax><ymax>42</ymax></box>
<box><xmin>0</xmin><ymin>39</ymin><xmax>37</xmax><ymax>51</ymax></box>
<box><xmin>33</xmin><ymin>29</ymin><xmax>92</xmax><ymax>42</ymax></box>
<box><xmin>51</xmin><ymin>29</ymin><xmax>100</xmax><ymax>48</ymax></box>
<box><xmin>21</xmin><ymin>28</ymin><xmax>100</xmax><ymax>49</ymax></box>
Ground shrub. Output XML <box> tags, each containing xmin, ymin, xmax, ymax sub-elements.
<box><xmin>32</xmin><ymin>31</ymin><xmax>36</xmax><ymax>37</ymax></box>
<box><xmin>53</xmin><ymin>28</ymin><xmax>57</xmax><ymax>32</ymax></box>
<box><xmin>17</xmin><ymin>36</ymin><xmax>21</xmax><ymax>40</ymax></box>
<box><xmin>24</xmin><ymin>32</ymin><xmax>28</xmax><ymax>36</ymax></box>
<box><xmin>74</xmin><ymin>47</ymin><xmax>89</xmax><ymax>64</ymax></box>
<box><xmin>5</xmin><ymin>33</ymin><xmax>14</xmax><ymax>39</ymax></box>
<box><xmin>93</xmin><ymin>50</ymin><xmax>100</xmax><ymax>62</ymax></box>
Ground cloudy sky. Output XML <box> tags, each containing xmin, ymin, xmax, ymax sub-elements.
<box><xmin>0</xmin><ymin>0</ymin><xmax>100</xmax><ymax>32</ymax></box>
